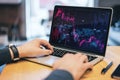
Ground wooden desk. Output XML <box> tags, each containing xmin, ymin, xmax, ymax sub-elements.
<box><xmin>0</xmin><ymin>46</ymin><xmax>120</xmax><ymax>80</ymax></box>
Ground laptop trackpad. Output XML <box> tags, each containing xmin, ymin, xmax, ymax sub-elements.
<box><xmin>25</xmin><ymin>56</ymin><xmax>60</xmax><ymax>67</ymax></box>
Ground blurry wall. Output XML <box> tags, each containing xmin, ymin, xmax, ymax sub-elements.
<box><xmin>0</xmin><ymin>0</ymin><xmax>26</xmax><ymax>42</ymax></box>
<box><xmin>98</xmin><ymin>0</ymin><xmax>120</xmax><ymax>7</ymax></box>
<box><xmin>98</xmin><ymin>0</ymin><xmax>120</xmax><ymax>46</ymax></box>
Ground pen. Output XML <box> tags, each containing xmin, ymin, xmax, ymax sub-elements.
<box><xmin>101</xmin><ymin>61</ymin><xmax>113</xmax><ymax>74</ymax></box>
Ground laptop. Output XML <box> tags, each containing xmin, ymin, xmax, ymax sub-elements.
<box><xmin>25</xmin><ymin>5</ymin><xmax>113</xmax><ymax>67</ymax></box>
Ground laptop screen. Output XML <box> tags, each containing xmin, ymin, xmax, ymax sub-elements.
<box><xmin>49</xmin><ymin>5</ymin><xmax>112</xmax><ymax>56</ymax></box>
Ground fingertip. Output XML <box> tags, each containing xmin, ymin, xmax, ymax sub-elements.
<box><xmin>40</xmin><ymin>49</ymin><xmax>52</xmax><ymax>55</ymax></box>
<box><xmin>47</xmin><ymin>45</ymin><xmax>54</xmax><ymax>52</ymax></box>
<box><xmin>49</xmin><ymin>50</ymin><xmax>53</xmax><ymax>54</ymax></box>
<box><xmin>89</xmin><ymin>62</ymin><xmax>94</xmax><ymax>67</ymax></box>
<box><xmin>85</xmin><ymin>62</ymin><xmax>94</xmax><ymax>69</ymax></box>
<box><xmin>64</xmin><ymin>53</ymin><xmax>73</xmax><ymax>57</ymax></box>
<box><xmin>50</xmin><ymin>46</ymin><xmax>54</xmax><ymax>52</ymax></box>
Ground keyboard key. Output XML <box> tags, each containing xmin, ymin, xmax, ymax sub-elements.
<box><xmin>52</xmin><ymin>48</ymin><xmax>73</xmax><ymax>57</ymax></box>
<box><xmin>87</xmin><ymin>55</ymin><xmax>97</xmax><ymax>61</ymax></box>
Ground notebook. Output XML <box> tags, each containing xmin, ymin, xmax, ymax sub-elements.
<box><xmin>25</xmin><ymin>5</ymin><xmax>113</xmax><ymax>67</ymax></box>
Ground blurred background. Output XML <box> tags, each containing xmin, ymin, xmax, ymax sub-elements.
<box><xmin>0</xmin><ymin>0</ymin><xmax>120</xmax><ymax>46</ymax></box>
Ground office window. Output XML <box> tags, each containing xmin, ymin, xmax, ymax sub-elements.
<box><xmin>25</xmin><ymin>0</ymin><xmax>95</xmax><ymax>40</ymax></box>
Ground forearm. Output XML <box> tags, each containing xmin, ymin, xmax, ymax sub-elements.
<box><xmin>0</xmin><ymin>47</ymin><xmax>12</xmax><ymax>66</ymax></box>
<box><xmin>45</xmin><ymin>69</ymin><xmax>74</xmax><ymax>80</ymax></box>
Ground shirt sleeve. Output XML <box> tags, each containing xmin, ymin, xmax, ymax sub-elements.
<box><xmin>45</xmin><ymin>69</ymin><xmax>74</xmax><ymax>80</ymax></box>
<box><xmin>0</xmin><ymin>47</ymin><xmax>12</xmax><ymax>66</ymax></box>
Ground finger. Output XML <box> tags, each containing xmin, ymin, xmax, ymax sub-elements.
<box><xmin>79</xmin><ymin>55</ymin><xmax>88</xmax><ymax>63</ymax></box>
<box><xmin>63</xmin><ymin>53</ymin><xmax>74</xmax><ymax>58</ymax></box>
<box><xmin>40</xmin><ymin>40</ymin><xmax>53</xmax><ymax>52</ymax></box>
<box><xmin>84</xmin><ymin>62</ymin><xmax>93</xmax><ymax>71</ymax></box>
<box><xmin>52</xmin><ymin>59</ymin><xmax>61</xmax><ymax>69</ymax></box>
<box><xmin>74</xmin><ymin>53</ymin><xmax>83</xmax><ymax>58</ymax></box>
<box><xmin>39</xmin><ymin>49</ymin><xmax>53</xmax><ymax>55</ymax></box>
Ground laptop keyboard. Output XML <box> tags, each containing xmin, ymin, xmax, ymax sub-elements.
<box><xmin>52</xmin><ymin>48</ymin><xmax>74</xmax><ymax>57</ymax></box>
<box><xmin>87</xmin><ymin>55</ymin><xmax>97</xmax><ymax>61</ymax></box>
<box><xmin>52</xmin><ymin>48</ymin><xmax>97</xmax><ymax>62</ymax></box>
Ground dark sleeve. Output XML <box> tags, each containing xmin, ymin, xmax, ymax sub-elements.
<box><xmin>0</xmin><ymin>47</ymin><xmax>12</xmax><ymax>66</ymax></box>
<box><xmin>45</xmin><ymin>69</ymin><xmax>74</xmax><ymax>80</ymax></box>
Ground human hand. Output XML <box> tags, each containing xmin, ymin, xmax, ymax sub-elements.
<box><xmin>17</xmin><ymin>38</ymin><xmax>53</xmax><ymax>58</ymax></box>
<box><xmin>53</xmin><ymin>53</ymin><xmax>93</xmax><ymax>80</ymax></box>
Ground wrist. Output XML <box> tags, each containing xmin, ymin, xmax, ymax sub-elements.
<box><xmin>9</xmin><ymin>44</ymin><xmax>20</xmax><ymax>61</ymax></box>
<box><xmin>9</xmin><ymin>48</ymin><xmax>14</xmax><ymax>60</ymax></box>
<box><xmin>17</xmin><ymin>46</ymin><xmax>25</xmax><ymax>58</ymax></box>
<box><xmin>9</xmin><ymin>48</ymin><xmax>14</xmax><ymax>59</ymax></box>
